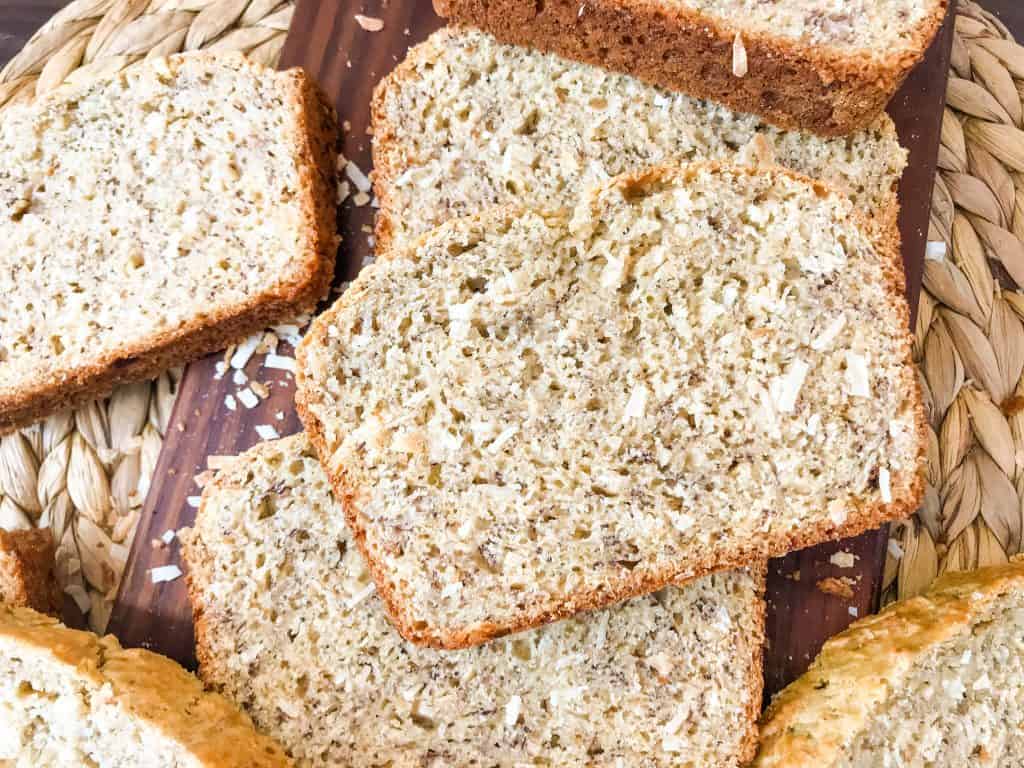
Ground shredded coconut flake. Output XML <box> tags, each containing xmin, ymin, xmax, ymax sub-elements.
<box><xmin>346</xmin><ymin>161</ymin><xmax>372</xmax><ymax>193</ymax></box>
<box><xmin>346</xmin><ymin>582</ymin><xmax>376</xmax><ymax>609</ymax></box>
<box><xmin>223</xmin><ymin>394</ymin><xmax>237</xmax><ymax>411</ymax></box>
<box><xmin>186</xmin><ymin>495</ymin><xmax>201</xmax><ymax>508</ymax></box>
<box><xmin>237</xmin><ymin>388</ymin><xmax>259</xmax><ymax>409</ymax></box>
<box><xmin>879</xmin><ymin>467</ymin><xmax>892</xmax><ymax>503</ymax></box>
<box><xmin>844</xmin><ymin>351</ymin><xmax>871</xmax><ymax>398</ymax></box>
<box><xmin>848</xmin><ymin>606</ymin><xmax>859</xmax><ymax>617</ymax></box>
<box><xmin>771</xmin><ymin>358</ymin><xmax>809</xmax><ymax>413</ymax></box>
<box><xmin>230</xmin><ymin>332</ymin><xmax>261</xmax><ymax>369</ymax></box>
<box><xmin>354</xmin><ymin>13</ymin><xmax>384</xmax><ymax>31</ymax></box>
<box><xmin>811</xmin><ymin>314</ymin><xmax>847</xmax><ymax>351</ymax></box>
<box><xmin>264</xmin><ymin>353</ymin><xmax>296</xmax><ymax>373</ymax></box>
<box><xmin>256</xmin><ymin>424</ymin><xmax>280</xmax><ymax>441</ymax></box>
<box><xmin>504</xmin><ymin>695</ymin><xmax>522</xmax><ymax>727</ymax></box>
<box><xmin>161</xmin><ymin>529</ymin><xmax>176</xmax><ymax>545</ymax></box>
<box><xmin>732</xmin><ymin>33</ymin><xmax>748</xmax><ymax>77</ymax></box>
<box><xmin>150</xmin><ymin>565</ymin><xmax>182</xmax><ymax>584</ymax></box>
<box><xmin>232</xmin><ymin>368</ymin><xmax>248</xmax><ymax>386</ymax></box>
<box><xmin>488</xmin><ymin>426</ymin><xmax>519</xmax><ymax>453</ymax></box>
<box><xmin>804</xmin><ymin>413</ymin><xmax>822</xmax><ymax>436</ymax></box>
<box><xmin>830</xmin><ymin>551</ymin><xmax>857</xmax><ymax>569</ymax></box>
<box><xmin>623</xmin><ymin>384</ymin><xmax>649</xmax><ymax>420</ymax></box>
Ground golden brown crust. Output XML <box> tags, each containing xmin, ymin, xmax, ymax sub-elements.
<box><xmin>753</xmin><ymin>557</ymin><xmax>1024</xmax><ymax>766</ymax></box>
<box><xmin>0</xmin><ymin>604</ymin><xmax>292</xmax><ymax>766</ymax></box>
<box><xmin>0</xmin><ymin>528</ymin><xmax>60</xmax><ymax>614</ymax></box>
<box><xmin>432</xmin><ymin>0</ymin><xmax>948</xmax><ymax>136</ymax></box>
<box><xmin>297</xmin><ymin>162</ymin><xmax>926</xmax><ymax>650</ymax></box>
<box><xmin>0</xmin><ymin>55</ymin><xmax>338</xmax><ymax>436</ymax></box>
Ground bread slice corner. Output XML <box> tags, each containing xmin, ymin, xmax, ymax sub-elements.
<box><xmin>754</xmin><ymin>556</ymin><xmax>1024</xmax><ymax>766</ymax></box>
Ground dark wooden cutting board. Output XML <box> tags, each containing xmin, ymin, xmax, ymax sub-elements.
<box><xmin>109</xmin><ymin>0</ymin><xmax>956</xmax><ymax>700</ymax></box>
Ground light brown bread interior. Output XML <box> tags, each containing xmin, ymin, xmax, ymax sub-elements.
<box><xmin>297</xmin><ymin>162</ymin><xmax>925</xmax><ymax>648</ymax></box>
<box><xmin>371</xmin><ymin>28</ymin><xmax>908</xmax><ymax>254</ymax></box>
<box><xmin>0</xmin><ymin>53</ymin><xmax>337</xmax><ymax>434</ymax></box>
<box><xmin>182</xmin><ymin>434</ymin><xmax>766</xmax><ymax>768</ymax></box>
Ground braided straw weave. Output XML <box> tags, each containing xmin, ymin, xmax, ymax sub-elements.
<box><xmin>0</xmin><ymin>0</ymin><xmax>294</xmax><ymax>632</ymax></box>
<box><xmin>883</xmin><ymin>1</ymin><xmax>1024</xmax><ymax>603</ymax></box>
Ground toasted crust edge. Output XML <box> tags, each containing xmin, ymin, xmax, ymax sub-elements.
<box><xmin>0</xmin><ymin>528</ymin><xmax>60</xmax><ymax>615</ymax></box>
<box><xmin>183</xmin><ymin>434</ymin><xmax>768</xmax><ymax>766</ymax></box>
<box><xmin>752</xmin><ymin>557</ymin><xmax>1024</xmax><ymax>766</ymax></box>
<box><xmin>432</xmin><ymin>0</ymin><xmax>948</xmax><ymax>136</ymax></box>
<box><xmin>297</xmin><ymin>161</ymin><xmax>926</xmax><ymax>650</ymax></box>
<box><xmin>0</xmin><ymin>55</ymin><xmax>338</xmax><ymax>435</ymax></box>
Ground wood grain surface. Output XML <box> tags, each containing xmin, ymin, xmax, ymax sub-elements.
<box><xmin>98</xmin><ymin>0</ymin><xmax>959</xmax><ymax>704</ymax></box>
<box><xmin>0</xmin><ymin>1</ymin><xmax>67</xmax><ymax>68</ymax></box>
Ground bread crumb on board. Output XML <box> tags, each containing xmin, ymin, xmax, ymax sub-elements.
<box><xmin>817</xmin><ymin>577</ymin><xmax>856</xmax><ymax>600</ymax></box>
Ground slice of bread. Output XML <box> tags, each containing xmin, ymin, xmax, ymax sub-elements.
<box><xmin>0</xmin><ymin>604</ymin><xmax>292</xmax><ymax>766</ymax></box>
<box><xmin>754</xmin><ymin>558</ymin><xmax>1024</xmax><ymax>766</ymax></box>
<box><xmin>296</xmin><ymin>162</ymin><xmax>926</xmax><ymax>648</ymax></box>
<box><xmin>433</xmin><ymin>0</ymin><xmax>947</xmax><ymax>136</ymax></box>
<box><xmin>0</xmin><ymin>528</ymin><xmax>59</xmax><ymax>614</ymax></box>
<box><xmin>371</xmin><ymin>28</ymin><xmax>908</xmax><ymax>254</ymax></box>
<box><xmin>181</xmin><ymin>434</ymin><xmax>767</xmax><ymax>767</ymax></box>
<box><xmin>0</xmin><ymin>53</ymin><xmax>337</xmax><ymax>434</ymax></box>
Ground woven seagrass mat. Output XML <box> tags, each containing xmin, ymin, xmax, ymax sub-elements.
<box><xmin>0</xmin><ymin>0</ymin><xmax>294</xmax><ymax>632</ymax></box>
<box><xmin>883</xmin><ymin>1</ymin><xmax>1024</xmax><ymax>605</ymax></box>
<box><xmin>0</xmin><ymin>0</ymin><xmax>1022</xmax><ymax>630</ymax></box>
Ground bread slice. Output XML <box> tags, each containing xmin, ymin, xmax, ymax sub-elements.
<box><xmin>432</xmin><ymin>1</ymin><xmax>947</xmax><ymax>136</ymax></box>
<box><xmin>0</xmin><ymin>53</ymin><xmax>337</xmax><ymax>434</ymax></box>
<box><xmin>181</xmin><ymin>433</ymin><xmax>767</xmax><ymax>767</ymax></box>
<box><xmin>0</xmin><ymin>528</ymin><xmax>59</xmax><ymax>614</ymax></box>
<box><xmin>371</xmin><ymin>28</ymin><xmax>908</xmax><ymax>254</ymax></box>
<box><xmin>0</xmin><ymin>604</ymin><xmax>291</xmax><ymax>766</ymax></box>
<box><xmin>754</xmin><ymin>558</ymin><xmax>1024</xmax><ymax>766</ymax></box>
<box><xmin>296</xmin><ymin>162</ymin><xmax>926</xmax><ymax>648</ymax></box>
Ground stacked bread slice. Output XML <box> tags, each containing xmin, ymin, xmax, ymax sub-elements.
<box><xmin>182</xmin><ymin>434</ymin><xmax>766</xmax><ymax>767</ymax></box>
<box><xmin>432</xmin><ymin>0</ymin><xmax>947</xmax><ymax>136</ymax></box>
<box><xmin>372</xmin><ymin>29</ymin><xmax>908</xmax><ymax>254</ymax></box>
<box><xmin>296</xmin><ymin>161</ymin><xmax>924</xmax><ymax>648</ymax></box>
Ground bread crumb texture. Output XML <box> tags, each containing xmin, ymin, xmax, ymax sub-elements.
<box><xmin>0</xmin><ymin>529</ymin><xmax>60</xmax><ymax>614</ymax></box>
<box><xmin>181</xmin><ymin>434</ymin><xmax>766</xmax><ymax>767</ymax></box>
<box><xmin>0</xmin><ymin>53</ymin><xmax>335</xmax><ymax>430</ymax></box>
<box><xmin>371</xmin><ymin>28</ymin><xmax>907</xmax><ymax>252</ymax></box>
<box><xmin>755</xmin><ymin>557</ymin><xmax>1024</xmax><ymax>767</ymax></box>
<box><xmin>0</xmin><ymin>604</ymin><xmax>292</xmax><ymax>766</ymax></box>
<box><xmin>297</xmin><ymin>162</ymin><xmax>924</xmax><ymax>647</ymax></box>
<box><xmin>656</xmin><ymin>0</ymin><xmax>937</xmax><ymax>48</ymax></box>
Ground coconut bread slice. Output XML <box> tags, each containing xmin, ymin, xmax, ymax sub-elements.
<box><xmin>181</xmin><ymin>434</ymin><xmax>766</xmax><ymax>768</ymax></box>
<box><xmin>371</xmin><ymin>28</ymin><xmax>908</xmax><ymax>254</ymax></box>
<box><xmin>433</xmin><ymin>0</ymin><xmax>947</xmax><ymax>136</ymax></box>
<box><xmin>0</xmin><ymin>604</ymin><xmax>292</xmax><ymax>766</ymax></box>
<box><xmin>0</xmin><ymin>53</ymin><xmax>337</xmax><ymax>434</ymax></box>
<box><xmin>296</xmin><ymin>162</ymin><xmax>925</xmax><ymax>648</ymax></box>
<box><xmin>754</xmin><ymin>558</ymin><xmax>1024</xmax><ymax>767</ymax></box>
